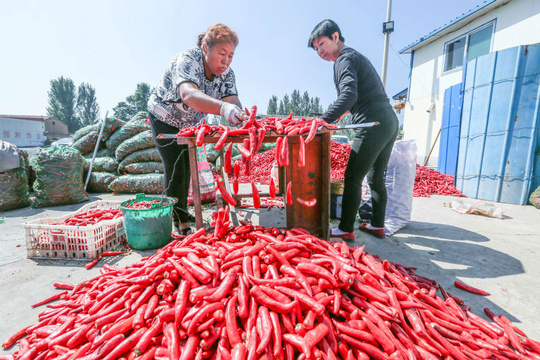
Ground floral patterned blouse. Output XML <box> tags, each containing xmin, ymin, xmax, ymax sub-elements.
<box><xmin>148</xmin><ymin>47</ymin><xmax>238</xmax><ymax>128</ymax></box>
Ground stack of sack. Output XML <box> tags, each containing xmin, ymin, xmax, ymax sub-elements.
<box><xmin>107</xmin><ymin>112</ymin><xmax>164</xmax><ymax>194</ymax></box>
<box><xmin>71</xmin><ymin>112</ymin><xmax>166</xmax><ymax>194</ymax></box>
<box><xmin>71</xmin><ymin>117</ymin><xmax>125</xmax><ymax>193</ymax></box>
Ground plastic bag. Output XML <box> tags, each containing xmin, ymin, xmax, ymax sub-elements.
<box><xmin>31</xmin><ymin>146</ymin><xmax>89</xmax><ymax>208</ymax></box>
<box><xmin>108</xmin><ymin>174</ymin><xmax>164</xmax><ymax>194</ymax></box>
<box><xmin>84</xmin><ymin>147</ymin><xmax>113</xmax><ymax>159</ymax></box>
<box><xmin>0</xmin><ymin>150</ymin><xmax>31</xmax><ymax>211</ymax></box>
<box><xmin>188</xmin><ymin>144</ymin><xmax>217</xmax><ymax>205</ymax></box>
<box><xmin>83</xmin><ymin>157</ymin><xmax>119</xmax><ymax>173</ymax></box>
<box><xmin>384</xmin><ymin>140</ymin><xmax>417</xmax><ymax>236</ymax></box>
<box><xmin>0</xmin><ymin>140</ymin><xmax>20</xmax><ymax>173</ymax></box>
<box><xmin>444</xmin><ymin>198</ymin><xmax>504</xmax><ymax>219</ymax></box>
<box><xmin>71</xmin><ymin>131</ymin><xmax>102</xmax><ymax>156</ymax></box>
<box><xmin>106</xmin><ymin>119</ymin><xmax>150</xmax><ymax>151</ymax></box>
<box><xmin>124</xmin><ymin>161</ymin><xmax>163</xmax><ymax>174</ymax></box>
<box><xmin>72</xmin><ymin>124</ymin><xmax>99</xmax><ymax>144</ymax></box>
<box><xmin>530</xmin><ymin>186</ymin><xmax>540</xmax><ymax>210</ymax></box>
<box><xmin>86</xmin><ymin>172</ymin><xmax>117</xmax><ymax>193</ymax></box>
<box><xmin>118</xmin><ymin>148</ymin><xmax>162</xmax><ymax>172</ymax></box>
<box><xmin>115</xmin><ymin>130</ymin><xmax>155</xmax><ymax>162</ymax></box>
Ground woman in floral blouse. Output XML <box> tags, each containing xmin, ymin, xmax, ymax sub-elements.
<box><xmin>148</xmin><ymin>23</ymin><xmax>246</xmax><ymax>235</ymax></box>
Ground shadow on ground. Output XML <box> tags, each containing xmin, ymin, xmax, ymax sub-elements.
<box><xmin>349</xmin><ymin>220</ymin><xmax>525</xmax><ymax>324</ymax></box>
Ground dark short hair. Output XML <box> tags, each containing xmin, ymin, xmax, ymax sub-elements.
<box><xmin>308</xmin><ymin>19</ymin><xmax>345</xmax><ymax>48</ymax></box>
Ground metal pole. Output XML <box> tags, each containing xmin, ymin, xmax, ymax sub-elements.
<box><xmin>381</xmin><ymin>0</ymin><xmax>392</xmax><ymax>89</ymax></box>
<box><xmin>84</xmin><ymin>111</ymin><xmax>109</xmax><ymax>191</ymax></box>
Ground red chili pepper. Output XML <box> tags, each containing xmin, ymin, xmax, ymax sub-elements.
<box><xmin>286</xmin><ymin>182</ymin><xmax>292</xmax><ymax>206</ymax></box>
<box><xmin>298</xmin><ymin>135</ymin><xmax>306</xmax><ymax>167</ymax></box>
<box><xmin>53</xmin><ymin>282</ymin><xmax>74</xmax><ymax>290</ymax></box>
<box><xmin>237</xmin><ymin>143</ymin><xmax>252</xmax><ymax>160</ymax></box>
<box><xmin>251</xmin><ymin>183</ymin><xmax>260</xmax><ymax>209</ymax></box>
<box><xmin>215</xmin><ymin>127</ymin><xmax>229</xmax><ymax>151</ymax></box>
<box><xmin>281</xmin><ymin>136</ymin><xmax>289</xmax><ymax>166</ymax></box>
<box><xmin>302</xmin><ymin>323</ymin><xmax>329</xmax><ymax>358</ymax></box>
<box><xmin>275</xmin><ymin>118</ymin><xmax>284</xmax><ymax>134</ymax></box>
<box><xmin>275</xmin><ymin>137</ymin><xmax>283</xmax><ymax>167</ymax></box>
<box><xmin>454</xmin><ymin>280</ymin><xmax>490</xmax><ymax>295</ymax></box>
<box><xmin>305</xmin><ymin>118</ymin><xmax>319</xmax><ymax>143</ymax></box>
<box><xmin>101</xmin><ymin>251</ymin><xmax>124</xmax><ymax>256</ymax></box>
<box><xmin>224</xmin><ymin>142</ymin><xmax>233</xmax><ymax>174</ymax></box>
<box><xmin>225</xmin><ymin>295</ymin><xmax>242</xmax><ymax>348</ymax></box>
<box><xmin>296</xmin><ymin>197</ymin><xmax>316</xmax><ymax>207</ymax></box>
<box><xmin>216</xmin><ymin>175</ymin><xmax>237</xmax><ymax>207</ymax></box>
<box><xmin>196</xmin><ymin>123</ymin><xmax>208</xmax><ymax>147</ymax></box>
<box><xmin>232</xmin><ymin>180</ymin><xmax>239</xmax><ymax>196</ymax></box>
<box><xmin>269</xmin><ymin>178</ymin><xmax>276</xmax><ymax>198</ymax></box>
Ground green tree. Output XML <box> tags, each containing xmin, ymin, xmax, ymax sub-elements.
<box><xmin>267</xmin><ymin>95</ymin><xmax>278</xmax><ymax>115</ymax></box>
<box><xmin>280</xmin><ymin>94</ymin><xmax>290</xmax><ymax>115</ymax></box>
<box><xmin>310</xmin><ymin>97</ymin><xmax>323</xmax><ymax>114</ymax></box>
<box><xmin>113</xmin><ymin>82</ymin><xmax>153</xmax><ymax>121</ymax></box>
<box><xmin>112</xmin><ymin>102</ymin><xmax>134</xmax><ymax>123</ymax></box>
<box><xmin>77</xmin><ymin>83</ymin><xmax>100</xmax><ymax>126</ymax></box>
<box><xmin>273</xmin><ymin>91</ymin><xmax>324</xmax><ymax>116</ymax></box>
<box><xmin>290</xmin><ymin>90</ymin><xmax>301</xmax><ymax>114</ymax></box>
<box><xmin>47</xmin><ymin>76</ymin><xmax>79</xmax><ymax>132</ymax></box>
<box><xmin>300</xmin><ymin>91</ymin><xmax>310</xmax><ymax>116</ymax></box>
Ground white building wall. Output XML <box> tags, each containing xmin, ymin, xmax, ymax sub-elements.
<box><xmin>403</xmin><ymin>0</ymin><xmax>540</xmax><ymax>167</ymax></box>
<box><xmin>0</xmin><ymin>118</ymin><xmax>46</xmax><ymax>147</ymax></box>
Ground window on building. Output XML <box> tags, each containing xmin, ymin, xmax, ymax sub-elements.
<box><xmin>443</xmin><ymin>22</ymin><xmax>494</xmax><ymax>72</ymax></box>
<box><xmin>467</xmin><ymin>24</ymin><xmax>493</xmax><ymax>61</ymax></box>
<box><xmin>444</xmin><ymin>37</ymin><xmax>466</xmax><ymax>72</ymax></box>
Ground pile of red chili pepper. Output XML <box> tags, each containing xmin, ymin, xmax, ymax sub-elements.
<box><xmin>59</xmin><ymin>208</ymin><xmax>123</xmax><ymax>227</ymax></box>
<box><xmin>4</xmin><ymin>214</ymin><xmax>539</xmax><ymax>360</ymax></box>
<box><xmin>179</xmin><ymin>106</ymin><xmax>330</xmax><ymax>209</ymax></box>
<box><xmin>414</xmin><ymin>165</ymin><xmax>466</xmax><ymax>198</ymax></box>
<box><xmin>330</xmin><ymin>142</ymin><xmax>351</xmax><ymax>181</ymax></box>
<box><xmin>123</xmin><ymin>200</ymin><xmax>169</xmax><ymax>210</ymax></box>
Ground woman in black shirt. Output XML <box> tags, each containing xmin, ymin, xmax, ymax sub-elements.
<box><xmin>308</xmin><ymin>19</ymin><xmax>399</xmax><ymax>240</ymax></box>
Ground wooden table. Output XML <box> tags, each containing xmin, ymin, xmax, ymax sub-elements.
<box><xmin>157</xmin><ymin>131</ymin><xmax>332</xmax><ymax>238</ymax></box>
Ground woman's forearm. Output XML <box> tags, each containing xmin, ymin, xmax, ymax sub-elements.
<box><xmin>181</xmin><ymin>86</ymin><xmax>223</xmax><ymax>115</ymax></box>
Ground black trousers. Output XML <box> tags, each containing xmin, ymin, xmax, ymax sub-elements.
<box><xmin>339</xmin><ymin>111</ymin><xmax>399</xmax><ymax>232</ymax></box>
<box><xmin>149</xmin><ymin>114</ymin><xmax>191</xmax><ymax>224</ymax></box>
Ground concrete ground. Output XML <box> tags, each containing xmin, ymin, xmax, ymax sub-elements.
<box><xmin>1</xmin><ymin>191</ymin><xmax>540</xmax><ymax>354</ymax></box>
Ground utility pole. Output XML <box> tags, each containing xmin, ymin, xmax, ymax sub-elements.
<box><xmin>381</xmin><ymin>0</ymin><xmax>394</xmax><ymax>90</ymax></box>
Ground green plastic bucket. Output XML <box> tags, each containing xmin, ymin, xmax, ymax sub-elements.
<box><xmin>119</xmin><ymin>194</ymin><xmax>177</xmax><ymax>250</ymax></box>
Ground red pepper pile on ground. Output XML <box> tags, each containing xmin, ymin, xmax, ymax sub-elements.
<box><xmin>3</xmin><ymin>218</ymin><xmax>539</xmax><ymax>360</ymax></box>
<box><xmin>58</xmin><ymin>208</ymin><xmax>123</xmax><ymax>227</ymax></box>
<box><xmin>414</xmin><ymin>165</ymin><xmax>465</xmax><ymax>198</ymax></box>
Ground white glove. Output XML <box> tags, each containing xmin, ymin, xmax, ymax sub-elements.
<box><xmin>220</xmin><ymin>103</ymin><xmax>244</xmax><ymax>126</ymax></box>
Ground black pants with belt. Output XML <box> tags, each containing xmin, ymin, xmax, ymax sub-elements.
<box><xmin>149</xmin><ymin>114</ymin><xmax>191</xmax><ymax>224</ymax></box>
<box><xmin>339</xmin><ymin>109</ymin><xmax>399</xmax><ymax>232</ymax></box>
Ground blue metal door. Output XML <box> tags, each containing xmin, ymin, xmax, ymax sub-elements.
<box><xmin>438</xmin><ymin>83</ymin><xmax>462</xmax><ymax>177</ymax></box>
<box><xmin>455</xmin><ymin>45</ymin><xmax>540</xmax><ymax>204</ymax></box>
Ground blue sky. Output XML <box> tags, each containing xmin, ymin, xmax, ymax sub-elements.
<box><xmin>1</xmin><ymin>0</ymin><xmax>488</xmax><ymax>118</ymax></box>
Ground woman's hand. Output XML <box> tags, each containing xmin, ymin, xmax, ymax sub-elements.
<box><xmin>220</xmin><ymin>103</ymin><xmax>246</xmax><ymax>126</ymax></box>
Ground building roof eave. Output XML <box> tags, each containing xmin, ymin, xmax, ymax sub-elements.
<box><xmin>399</xmin><ymin>0</ymin><xmax>511</xmax><ymax>54</ymax></box>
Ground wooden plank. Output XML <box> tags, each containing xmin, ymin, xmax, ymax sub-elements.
<box><xmin>320</xmin><ymin>132</ymin><xmax>331</xmax><ymax>240</ymax></box>
<box><xmin>286</xmin><ymin>135</ymin><xmax>327</xmax><ymax>237</ymax></box>
<box><xmin>188</xmin><ymin>143</ymin><xmax>204</xmax><ymax>229</ymax></box>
